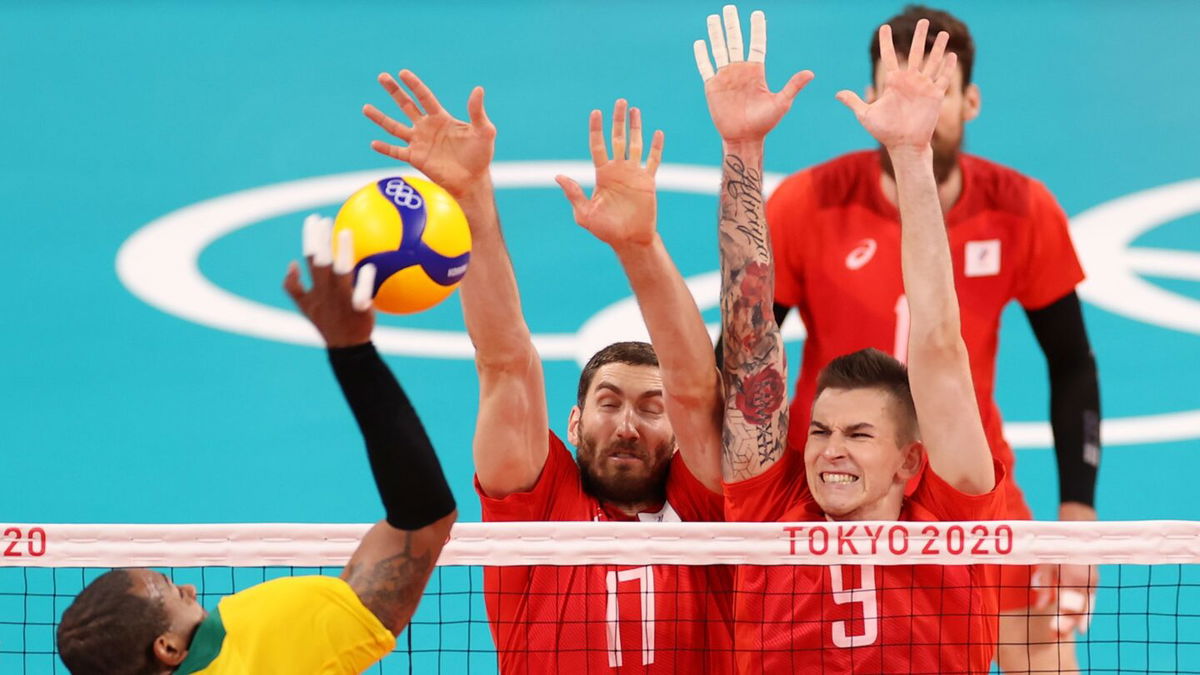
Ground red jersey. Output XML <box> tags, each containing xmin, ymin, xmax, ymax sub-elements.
<box><xmin>478</xmin><ymin>432</ymin><xmax>735</xmax><ymax>674</ymax></box>
<box><xmin>725</xmin><ymin>450</ymin><xmax>1007</xmax><ymax>674</ymax></box>
<box><xmin>768</xmin><ymin>150</ymin><xmax>1084</xmax><ymax>503</ymax></box>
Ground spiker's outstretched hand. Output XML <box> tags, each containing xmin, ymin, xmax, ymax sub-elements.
<box><xmin>284</xmin><ymin>214</ymin><xmax>377</xmax><ymax>348</ymax></box>
<box><xmin>836</xmin><ymin>20</ymin><xmax>956</xmax><ymax>151</ymax></box>
<box><xmin>364</xmin><ymin>70</ymin><xmax>495</xmax><ymax>197</ymax></box>
<box><xmin>693</xmin><ymin>5</ymin><xmax>813</xmax><ymax>144</ymax></box>
<box><xmin>556</xmin><ymin>99</ymin><xmax>664</xmax><ymax>251</ymax></box>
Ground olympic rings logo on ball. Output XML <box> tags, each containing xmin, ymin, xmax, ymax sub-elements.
<box><xmin>383</xmin><ymin>179</ymin><xmax>424</xmax><ymax>210</ymax></box>
<box><xmin>115</xmin><ymin>162</ymin><xmax>1200</xmax><ymax>448</ymax></box>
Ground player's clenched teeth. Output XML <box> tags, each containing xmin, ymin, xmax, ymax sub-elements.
<box><xmin>821</xmin><ymin>472</ymin><xmax>859</xmax><ymax>484</ymax></box>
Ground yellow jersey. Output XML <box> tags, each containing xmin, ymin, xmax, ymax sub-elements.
<box><xmin>176</xmin><ymin>576</ymin><xmax>396</xmax><ymax>674</ymax></box>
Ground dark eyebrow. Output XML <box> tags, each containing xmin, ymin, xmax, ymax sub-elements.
<box><xmin>810</xmin><ymin>420</ymin><xmax>829</xmax><ymax>431</ymax></box>
<box><xmin>845</xmin><ymin>423</ymin><xmax>877</xmax><ymax>433</ymax></box>
<box><xmin>594</xmin><ymin>383</ymin><xmax>663</xmax><ymax>400</ymax></box>
<box><xmin>594</xmin><ymin>382</ymin><xmax>623</xmax><ymax>398</ymax></box>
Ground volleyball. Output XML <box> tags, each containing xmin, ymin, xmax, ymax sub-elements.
<box><xmin>332</xmin><ymin>176</ymin><xmax>471</xmax><ymax>314</ymax></box>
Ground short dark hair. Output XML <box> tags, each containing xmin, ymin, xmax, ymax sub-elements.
<box><xmin>57</xmin><ymin>569</ymin><xmax>169</xmax><ymax>675</ymax></box>
<box><xmin>815</xmin><ymin>348</ymin><xmax>918</xmax><ymax>444</ymax></box>
<box><xmin>871</xmin><ymin>5</ymin><xmax>975</xmax><ymax>85</ymax></box>
<box><xmin>577</xmin><ymin>341</ymin><xmax>659</xmax><ymax>408</ymax></box>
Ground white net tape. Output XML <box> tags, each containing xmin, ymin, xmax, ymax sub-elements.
<box><xmin>5</xmin><ymin>520</ymin><xmax>1200</xmax><ymax>568</ymax></box>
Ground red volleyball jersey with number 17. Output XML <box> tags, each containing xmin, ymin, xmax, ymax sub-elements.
<box><xmin>725</xmin><ymin>450</ymin><xmax>1008</xmax><ymax>674</ymax></box>
<box><xmin>477</xmin><ymin>432</ymin><xmax>735</xmax><ymax>674</ymax></box>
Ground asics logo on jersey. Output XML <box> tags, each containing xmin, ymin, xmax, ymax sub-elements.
<box><xmin>845</xmin><ymin>238</ymin><xmax>877</xmax><ymax>270</ymax></box>
<box><xmin>384</xmin><ymin>179</ymin><xmax>424</xmax><ymax>209</ymax></box>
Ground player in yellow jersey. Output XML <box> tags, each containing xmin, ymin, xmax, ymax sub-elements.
<box><xmin>54</xmin><ymin>219</ymin><xmax>458</xmax><ymax>675</ymax></box>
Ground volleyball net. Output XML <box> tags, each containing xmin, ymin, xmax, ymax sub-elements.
<box><xmin>3</xmin><ymin>521</ymin><xmax>1199</xmax><ymax>674</ymax></box>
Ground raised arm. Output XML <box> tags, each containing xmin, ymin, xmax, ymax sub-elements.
<box><xmin>556</xmin><ymin>100</ymin><xmax>722</xmax><ymax>493</ymax></box>
<box><xmin>366</xmin><ymin>71</ymin><xmax>549</xmax><ymax>498</ymax></box>
<box><xmin>836</xmin><ymin>21</ymin><xmax>992</xmax><ymax>493</ymax></box>
<box><xmin>284</xmin><ymin>216</ymin><xmax>456</xmax><ymax>636</ymax></box>
<box><xmin>694</xmin><ymin>6</ymin><xmax>813</xmax><ymax>482</ymax></box>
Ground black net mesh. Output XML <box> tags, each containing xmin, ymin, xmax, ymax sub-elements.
<box><xmin>3</xmin><ymin>561</ymin><xmax>1199</xmax><ymax>673</ymax></box>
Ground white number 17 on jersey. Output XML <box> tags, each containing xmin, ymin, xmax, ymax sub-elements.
<box><xmin>605</xmin><ymin>566</ymin><xmax>656</xmax><ymax>667</ymax></box>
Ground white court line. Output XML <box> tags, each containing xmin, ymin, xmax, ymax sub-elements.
<box><xmin>116</xmin><ymin>165</ymin><xmax>1200</xmax><ymax>448</ymax></box>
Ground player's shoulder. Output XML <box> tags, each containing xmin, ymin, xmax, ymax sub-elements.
<box><xmin>961</xmin><ymin>154</ymin><xmax>1059</xmax><ymax>218</ymax></box>
<box><xmin>222</xmin><ymin>576</ymin><xmax>347</xmax><ymax>612</ymax></box>
<box><xmin>773</xmin><ymin>150</ymin><xmax>879</xmax><ymax>209</ymax></box>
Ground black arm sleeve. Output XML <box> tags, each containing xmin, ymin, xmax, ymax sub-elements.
<box><xmin>1024</xmin><ymin>292</ymin><xmax>1101</xmax><ymax>507</ymax></box>
<box><xmin>328</xmin><ymin>342</ymin><xmax>457</xmax><ymax>530</ymax></box>
<box><xmin>715</xmin><ymin>302</ymin><xmax>794</xmax><ymax>370</ymax></box>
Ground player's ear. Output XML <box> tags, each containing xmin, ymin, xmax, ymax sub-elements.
<box><xmin>897</xmin><ymin>441</ymin><xmax>924</xmax><ymax>481</ymax></box>
<box><xmin>963</xmin><ymin>82</ymin><xmax>981</xmax><ymax>122</ymax></box>
<box><xmin>567</xmin><ymin>405</ymin><xmax>582</xmax><ymax>446</ymax></box>
<box><xmin>153</xmin><ymin>633</ymin><xmax>188</xmax><ymax>668</ymax></box>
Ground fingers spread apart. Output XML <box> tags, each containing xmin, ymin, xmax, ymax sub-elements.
<box><xmin>363</xmin><ymin>103</ymin><xmax>413</xmax><ymax>142</ymax></box>
<box><xmin>696</xmin><ymin>6</ymin><xmax>765</xmax><ymax>78</ymax></box>
<box><xmin>611</xmin><ymin>99</ymin><xmax>628</xmax><ymax>161</ymax></box>
<box><xmin>352</xmin><ymin>263</ymin><xmax>377</xmax><ymax>312</ymax></box>
<box><xmin>748</xmin><ymin>10</ymin><xmax>766</xmax><ymax>63</ymax></box>
<box><xmin>646</xmin><ymin>130</ymin><xmax>665</xmax><ymax>176</ymax></box>
<box><xmin>333</xmin><ymin>229</ymin><xmax>355</xmax><ymax>276</ymax></box>
<box><xmin>694</xmin><ymin>40</ymin><xmax>716</xmax><ymax>81</ymax></box>
<box><xmin>305</xmin><ymin>214</ymin><xmax>334</xmax><ymax>267</ymax></box>
<box><xmin>588</xmin><ymin>109</ymin><xmax>608</xmax><ymax>167</ymax></box>
<box><xmin>907</xmin><ymin>18</ymin><xmax>929</xmax><ymax>71</ymax></box>
<box><xmin>398</xmin><ymin>69</ymin><xmax>443</xmax><ymax>115</ymax></box>
<box><xmin>706</xmin><ymin>13</ymin><xmax>730</xmax><ymax>69</ymax></box>
<box><xmin>722</xmin><ymin>5</ymin><xmax>744</xmax><ymax>62</ymax></box>
<box><xmin>377</xmin><ymin>72</ymin><xmax>423</xmax><ymax>122</ymax></box>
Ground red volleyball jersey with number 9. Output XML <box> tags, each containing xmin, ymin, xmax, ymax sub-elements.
<box><xmin>477</xmin><ymin>432</ymin><xmax>735</xmax><ymax>674</ymax></box>
<box><xmin>725</xmin><ymin>450</ymin><xmax>1008</xmax><ymax>674</ymax></box>
<box><xmin>768</xmin><ymin>150</ymin><xmax>1085</xmax><ymax>480</ymax></box>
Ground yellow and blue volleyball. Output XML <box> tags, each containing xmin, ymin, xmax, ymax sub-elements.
<box><xmin>332</xmin><ymin>176</ymin><xmax>471</xmax><ymax>314</ymax></box>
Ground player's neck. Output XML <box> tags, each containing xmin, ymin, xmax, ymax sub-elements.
<box><xmin>603</xmin><ymin>498</ymin><xmax>665</xmax><ymax>519</ymax></box>
<box><xmin>880</xmin><ymin>163</ymin><xmax>963</xmax><ymax>215</ymax></box>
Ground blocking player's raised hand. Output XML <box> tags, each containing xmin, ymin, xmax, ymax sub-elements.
<box><xmin>556</xmin><ymin>100</ymin><xmax>664</xmax><ymax>252</ymax></box>
<box><xmin>364</xmin><ymin>70</ymin><xmax>496</xmax><ymax>198</ymax></box>
<box><xmin>836</xmin><ymin>20</ymin><xmax>955</xmax><ymax>152</ymax></box>
<box><xmin>284</xmin><ymin>214</ymin><xmax>377</xmax><ymax>348</ymax></box>
<box><xmin>694</xmin><ymin>6</ymin><xmax>813</xmax><ymax>144</ymax></box>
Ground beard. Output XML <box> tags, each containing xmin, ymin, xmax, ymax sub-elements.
<box><xmin>878</xmin><ymin>130</ymin><xmax>963</xmax><ymax>185</ymax></box>
<box><xmin>576</xmin><ymin>432</ymin><xmax>673</xmax><ymax>507</ymax></box>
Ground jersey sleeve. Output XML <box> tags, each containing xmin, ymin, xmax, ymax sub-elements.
<box><xmin>663</xmin><ymin>452</ymin><xmax>725</xmax><ymax>521</ymax></box>
<box><xmin>767</xmin><ymin>171</ymin><xmax>817</xmax><ymax>309</ymax></box>
<box><xmin>723</xmin><ymin>447</ymin><xmax>813</xmax><ymax>522</ymax></box>
<box><xmin>911</xmin><ymin>459</ymin><xmax>1008</xmax><ymax>521</ymax></box>
<box><xmin>1015</xmin><ymin>180</ymin><xmax>1085</xmax><ymax>310</ymax></box>
<box><xmin>476</xmin><ymin>431</ymin><xmax>583</xmax><ymax>522</ymax></box>
<box><xmin>213</xmin><ymin>576</ymin><xmax>396</xmax><ymax>674</ymax></box>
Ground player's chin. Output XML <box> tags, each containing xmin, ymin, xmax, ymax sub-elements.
<box><xmin>813</xmin><ymin>491</ymin><xmax>860</xmax><ymax>518</ymax></box>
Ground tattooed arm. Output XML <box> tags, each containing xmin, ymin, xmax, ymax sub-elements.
<box><xmin>694</xmin><ymin>6</ymin><xmax>812</xmax><ymax>482</ymax></box>
<box><xmin>342</xmin><ymin>515</ymin><xmax>455</xmax><ymax>635</ymax></box>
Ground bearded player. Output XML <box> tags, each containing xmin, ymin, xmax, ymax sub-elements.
<box><xmin>766</xmin><ymin>6</ymin><xmax>1100</xmax><ymax>670</ymax></box>
<box><xmin>54</xmin><ymin>219</ymin><xmax>457</xmax><ymax>674</ymax></box>
<box><xmin>701</xmin><ymin>8</ymin><xmax>1005</xmax><ymax>673</ymax></box>
<box><xmin>364</xmin><ymin>72</ymin><xmax>733</xmax><ymax>672</ymax></box>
